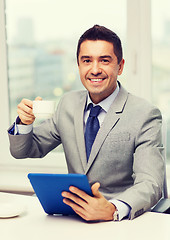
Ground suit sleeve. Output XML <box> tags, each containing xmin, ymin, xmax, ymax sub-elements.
<box><xmin>8</xmin><ymin>99</ymin><xmax>63</xmax><ymax>159</ymax></box>
<box><xmin>114</xmin><ymin>107</ymin><xmax>165</xmax><ymax>219</ymax></box>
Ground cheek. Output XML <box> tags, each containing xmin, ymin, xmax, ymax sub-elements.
<box><xmin>79</xmin><ymin>67</ymin><xmax>89</xmax><ymax>80</ymax></box>
<box><xmin>79</xmin><ymin>71</ymin><xmax>87</xmax><ymax>87</ymax></box>
<box><xmin>79</xmin><ymin>72</ymin><xmax>85</xmax><ymax>83</ymax></box>
<box><xmin>107</xmin><ymin>68</ymin><xmax>119</xmax><ymax>79</ymax></box>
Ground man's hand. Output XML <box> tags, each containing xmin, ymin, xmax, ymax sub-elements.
<box><xmin>62</xmin><ymin>182</ymin><xmax>116</xmax><ymax>221</ymax></box>
<box><xmin>17</xmin><ymin>96</ymin><xmax>42</xmax><ymax>125</ymax></box>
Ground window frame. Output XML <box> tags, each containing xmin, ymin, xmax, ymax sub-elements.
<box><xmin>126</xmin><ymin>0</ymin><xmax>152</xmax><ymax>102</ymax></box>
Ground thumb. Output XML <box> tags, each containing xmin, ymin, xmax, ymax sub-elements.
<box><xmin>91</xmin><ymin>182</ymin><xmax>102</xmax><ymax>198</ymax></box>
<box><xmin>35</xmin><ymin>96</ymin><xmax>42</xmax><ymax>101</ymax></box>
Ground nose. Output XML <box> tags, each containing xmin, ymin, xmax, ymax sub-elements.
<box><xmin>90</xmin><ymin>61</ymin><xmax>102</xmax><ymax>76</ymax></box>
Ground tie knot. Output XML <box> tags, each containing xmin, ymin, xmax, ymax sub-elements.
<box><xmin>89</xmin><ymin>104</ymin><xmax>101</xmax><ymax>117</ymax></box>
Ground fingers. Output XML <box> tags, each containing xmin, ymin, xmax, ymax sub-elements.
<box><xmin>62</xmin><ymin>183</ymin><xmax>114</xmax><ymax>221</ymax></box>
<box><xmin>62</xmin><ymin>193</ymin><xmax>86</xmax><ymax>210</ymax></box>
<box><xmin>61</xmin><ymin>185</ymin><xmax>101</xmax><ymax>217</ymax></box>
<box><xmin>17</xmin><ymin>99</ymin><xmax>34</xmax><ymax>125</ymax></box>
<box><xmin>62</xmin><ymin>197</ymin><xmax>89</xmax><ymax>220</ymax></box>
<box><xmin>68</xmin><ymin>186</ymin><xmax>91</xmax><ymax>202</ymax></box>
<box><xmin>17</xmin><ymin>99</ymin><xmax>33</xmax><ymax>116</ymax></box>
<box><xmin>62</xmin><ymin>187</ymin><xmax>91</xmax><ymax>213</ymax></box>
<box><xmin>17</xmin><ymin>96</ymin><xmax>42</xmax><ymax>125</ymax></box>
<box><xmin>62</xmin><ymin>187</ymin><xmax>89</xmax><ymax>205</ymax></box>
<box><xmin>91</xmin><ymin>182</ymin><xmax>101</xmax><ymax>198</ymax></box>
<box><xmin>62</xmin><ymin>183</ymin><xmax>101</xmax><ymax>207</ymax></box>
<box><xmin>17</xmin><ymin>97</ymin><xmax>41</xmax><ymax>125</ymax></box>
<box><xmin>62</xmin><ymin>190</ymin><xmax>91</xmax><ymax>220</ymax></box>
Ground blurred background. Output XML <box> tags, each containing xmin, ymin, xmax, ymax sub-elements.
<box><xmin>0</xmin><ymin>0</ymin><xmax>170</xmax><ymax>194</ymax></box>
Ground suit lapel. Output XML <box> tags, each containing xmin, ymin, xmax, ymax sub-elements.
<box><xmin>85</xmin><ymin>85</ymin><xmax>129</xmax><ymax>174</ymax></box>
<box><xmin>74</xmin><ymin>91</ymin><xmax>88</xmax><ymax>172</ymax></box>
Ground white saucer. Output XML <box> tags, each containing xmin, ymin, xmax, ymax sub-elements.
<box><xmin>0</xmin><ymin>202</ymin><xmax>25</xmax><ymax>219</ymax></box>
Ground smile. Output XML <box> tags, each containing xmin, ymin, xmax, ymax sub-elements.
<box><xmin>88</xmin><ymin>78</ymin><xmax>106</xmax><ymax>82</ymax></box>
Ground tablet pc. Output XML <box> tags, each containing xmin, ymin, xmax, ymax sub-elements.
<box><xmin>28</xmin><ymin>173</ymin><xmax>93</xmax><ymax>215</ymax></box>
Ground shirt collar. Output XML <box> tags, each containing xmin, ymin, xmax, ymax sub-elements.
<box><xmin>86</xmin><ymin>84</ymin><xmax>119</xmax><ymax>113</ymax></box>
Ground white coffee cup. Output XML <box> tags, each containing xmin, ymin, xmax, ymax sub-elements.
<box><xmin>33</xmin><ymin>100</ymin><xmax>56</xmax><ymax>119</ymax></box>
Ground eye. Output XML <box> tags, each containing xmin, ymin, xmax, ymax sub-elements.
<box><xmin>101</xmin><ymin>59</ymin><xmax>110</xmax><ymax>64</ymax></box>
<box><xmin>83</xmin><ymin>59</ymin><xmax>91</xmax><ymax>63</ymax></box>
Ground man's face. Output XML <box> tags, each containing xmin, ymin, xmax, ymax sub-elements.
<box><xmin>78</xmin><ymin>40</ymin><xmax>124</xmax><ymax>104</ymax></box>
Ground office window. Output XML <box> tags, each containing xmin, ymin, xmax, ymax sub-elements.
<box><xmin>6</xmin><ymin>0</ymin><xmax>127</xmax><ymax>124</ymax></box>
<box><xmin>4</xmin><ymin>0</ymin><xmax>127</xmax><ymax>159</ymax></box>
<box><xmin>152</xmin><ymin>0</ymin><xmax>170</xmax><ymax>162</ymax></box>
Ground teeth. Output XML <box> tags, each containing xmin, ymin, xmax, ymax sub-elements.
<box><xmin>90</xmin><ymin>79</ymin><xmax>103</xmax><ymax>82</ymax></box>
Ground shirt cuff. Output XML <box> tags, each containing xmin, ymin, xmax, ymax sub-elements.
<box><xmin>8</xmin><ymin>116</ymin><xmax>33</xmax><ymax>135</ymax></box>
<box><xmin>109</xmin><ymin>199</ymin><xmax>131</xmax><ymax>221</ymax></box>
<box><xmin>17</xmin><ymin>122</ymin><xmax>33</xmax><ymax>135</ymax></box>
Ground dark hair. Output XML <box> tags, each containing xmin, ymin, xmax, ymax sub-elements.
<box><xmin>76</xmin><ymin>25</ymin><xmax>123</xmax><ymax>64</ymax></box>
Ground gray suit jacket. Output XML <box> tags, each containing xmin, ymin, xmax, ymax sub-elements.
<box><xmin>8</xmin><ymin>83</ymin><xmax>164</xmax><ymax>219</ymax></box>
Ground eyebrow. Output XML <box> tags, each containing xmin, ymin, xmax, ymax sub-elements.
<box><xmin>80</xmin><ymin>56</ymin><xmax>91</xmax><ymax>60</ymax></box>
<box><xmin>80</xmin><ymin>55</ymin><xmax>113</xmax><ymax>60</ymax></box>
<box><xmin>99</xmin><ymin>55</ymin><xmax>113</xmax><ymax>59</ymax></box>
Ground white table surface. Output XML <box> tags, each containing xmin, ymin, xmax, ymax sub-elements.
<box><xmin>0</xmin><ymin>192</ymin><xmax>170</xmax><ymax>240</ymax></box>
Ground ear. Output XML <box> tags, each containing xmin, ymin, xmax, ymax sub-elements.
<box><xmin>118</xmin><ymin>59</ymin><xmax>125</xmax><ymax>75</ymax></box>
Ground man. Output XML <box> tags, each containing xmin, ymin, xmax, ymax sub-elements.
<box><xmin>8</xmin><ymin>25</ymin><xmax>164</xmax><ymax>221</ymax></box>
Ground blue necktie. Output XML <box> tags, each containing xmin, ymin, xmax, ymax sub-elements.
<box><xmin>85</xmin><ymin>104</ymin><xmax>102</xmax><ymax>160</ymax></box>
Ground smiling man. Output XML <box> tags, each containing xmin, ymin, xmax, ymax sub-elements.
<box><xmin>78</xmin><ymin>40</ymin><xmax>124</xmax><ymax>104</ymax></box>
<box><xmin>8</xmin><ymin>25</ymin><xmax>164</xmax><ymax>222</ymax></box>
